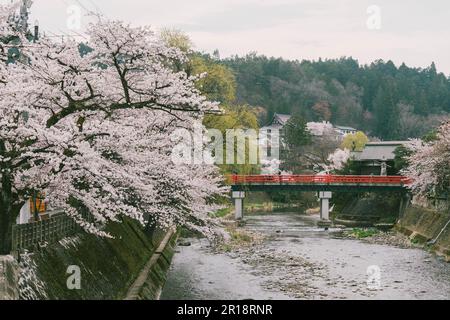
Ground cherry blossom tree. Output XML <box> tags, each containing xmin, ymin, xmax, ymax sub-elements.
<box><xmin>306</xmin><ymin>121</ymin><xmax>335</xmax><ymax>137</ymax></box>
<box><xmin>326</xmin><ymin>148</ymin><xmax>351</xmax><ymax>171</ymax></box>
<box><xmin>0</xmin><ymin>7</ymin><xmax>226</xmax><ymax>253</ymax></box>
<box><xmin>403</xmin><ymin>121</ymin><xmax>450</xmax><ymax>198</ymax></box>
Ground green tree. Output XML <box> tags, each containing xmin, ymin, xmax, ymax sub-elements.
<box><xmin>422</xmin><ymin>129</ymin><xmax>438</xmax><ymax>142</ymax></box>
<box><xmin>204</xmin><ymin>105</ymin><xmax>259</xmax><ymax>175</ymax></box>
<box><xmin>191</xmin><ymin>56</ymin><xmax>236</xmax><ymax>105</ymax></box>
<box><xmin>281</xmin><ymin>115</ymin><xmax>312</xmax><ymax>172</ymax></box>
<box><xmin>160</xmin><ymin>29</ymin><xmax>236</xmax><ymax>105</ymax></box>
<box><xmin>341</xmin><ymin>131</ymin><xmax>369</xmax><ymax>151</ymax></box>
<box><xmin>161</xmin><ymin>30</ymin><xmax>259</xmax><ymax>176</ymax></box>
<box><xmin>393</xmin><ymin>145</ymin><xmax>413</xmax><ymax>173</ymax></box>
<box><xmin>284</xmin><ymin>115</ymin><xmax>311</xmax><ymax>148</ymax></box>
<box><xmin>160</xmin><ymin>28</ymin><xmax>193</xmax><ymax>53</ymax></box>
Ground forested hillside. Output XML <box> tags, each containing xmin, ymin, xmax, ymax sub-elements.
<box><xmin>222</xmin><ymin>54</ymin><xmax>450</xmax><ymax>139</ymax></box>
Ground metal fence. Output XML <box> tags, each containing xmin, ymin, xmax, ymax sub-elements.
<box><xmin>11</xmin><ymin>210</ymin><xmax>80</xmax><ymax>252</ymax></box>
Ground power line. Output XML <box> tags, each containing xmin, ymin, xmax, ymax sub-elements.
<box><xmin>86</xmin><ymin>0</ymin><xmax>105</xmax><ymax>16</ymax></box>
<box><xmin>74</xmin><ymin>0</ymin><xmax>90</xmax><ymax>13</ymax></box>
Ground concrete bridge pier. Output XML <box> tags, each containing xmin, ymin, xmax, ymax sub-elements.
<box><xmin>399</xmin><ymin>193</ymin><xmax>412</xmax><ymax>218</ymax></box>
<box><xmin>232</xmin><ymin>191</ymin><xmax>246</xmax><ymax>220</ymax></box>
<box><xmin>318</xmin><ymin>191</ymin><xmax>332</xmax><ymax>221</ymax></box>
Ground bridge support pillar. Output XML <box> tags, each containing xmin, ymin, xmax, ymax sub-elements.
<box><xmin>318</xmin><ymin>191</ymin><xmax>332</xmax><ymax>221</ymax></box>
<box><xmin>232</xmin><ymin>191</ymin><xmax>246</xmax><ymax>220</ymax></box>
<box><xmin>399</xmin><ymin>193</ymin><xmax>412</xmax><ymax>219</ymax></box>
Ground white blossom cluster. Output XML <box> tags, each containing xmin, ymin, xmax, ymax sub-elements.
<box><xmin>326</xmin><ymin>148</ymin><xmax>351</xmax><ymax>171</ymax></box>
<box><xmin>404</xmin><ymin>123</ymin><xmax>450</xmax><ymax>197</ymax></box>
<box><xmin>1</xmin><ymin>5</ymin><xmax>227</xmax><ymax>237</ymax></box>
<box><xmin>306</xmin><ymin>121</ymin><xmax>334</xmax><ymax>137</ymax></box>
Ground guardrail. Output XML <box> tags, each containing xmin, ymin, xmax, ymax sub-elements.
<box><xmin>11</xmin><ymin>211</ymin><xmax>80</xmax><ymax>253</ymax></box>
<box><xmin>229</xmin><ymin>175</ymin><xmax>412</xmax><ymax>185</ymax></box>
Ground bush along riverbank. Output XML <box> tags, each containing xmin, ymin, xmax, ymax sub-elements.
<box><xmin>16</xmin><ymin>218</ymin><xmax>177</xmax><ymax>300</ymax></box>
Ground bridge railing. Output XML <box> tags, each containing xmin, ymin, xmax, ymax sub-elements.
<box><xmin>229</xmin><ymin>175</ymin><xmax>412</xmax><ymax>185</ymax></box>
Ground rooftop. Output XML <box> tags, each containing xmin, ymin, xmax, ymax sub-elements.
<box><xmin>265</xmin><ymin>113</ymin><xmax>359</xmax><ymax>136</ymax></box>
<box><xmin>355</xmin><ymin>141</ymin><xmax>410</xmax><ymax>162</ymax></box>
<box><xmin>273</xmin><ymin>113</ymin><xmax>292</xmax><ymax>125</ymax></box>
<box><xmin>365</xmin><ymin>141</ymin><xmax>410</xmax><ymax>146</ymax></box>
<box><xmin>335</xmin><ymin>125</ymin><xmax>357</xmax><ymax>131</ymax></box>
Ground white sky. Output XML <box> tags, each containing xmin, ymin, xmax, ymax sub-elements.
<box><xmin>4</xmin><ymin>0</ymin><xmax>450</xmax><ymax>75</ymax></box>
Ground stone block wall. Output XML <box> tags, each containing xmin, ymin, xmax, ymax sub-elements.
<box><xmin>0</xmin><ymin>255</ymin><xmax>19</xmax><ymax>300</ymax></box>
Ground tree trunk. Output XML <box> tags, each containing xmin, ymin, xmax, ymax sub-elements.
<box><xmin>0</xmin><ymin>204</ymin><xmax>13</xmax><ymax>255</ymax></box>
<box><xmin>0</xmin><ymin>167</ymin><xmax>22</xmax><ymax>254</ymax></box>
<box><xmin>0</xmin><ymin>175</ymin><xmax>13</xmax><ymax>255</ymax></box>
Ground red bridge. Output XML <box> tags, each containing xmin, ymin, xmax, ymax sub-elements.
<box><xmin>229</xmin><ymin>175</ymin><xmax>412</xmax><ymax>192</ymax></box>
<box><xmin>229</xmin><ymin>175</ymin><xmax>412</xmax><ymax>221</ymax></box>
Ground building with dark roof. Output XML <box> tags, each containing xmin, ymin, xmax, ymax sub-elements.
<box><xmin>352</xmin><ymin>141</ymin><xmax>411</xmax><ymax>175</ymax></box>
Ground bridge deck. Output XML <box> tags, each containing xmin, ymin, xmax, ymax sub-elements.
<box><xmin>229</xmin><ymin>175</ymin><xmax>411</xmax><ymax>192</ymax></box>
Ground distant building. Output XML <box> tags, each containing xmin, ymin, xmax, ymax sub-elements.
<box><xmin>262</xmin><ymin>113</ymin><xmax>357</xmax><ymax>138</ymax></box>
<box><xmin>352</xmin><ymin>141</ymin><xmax>411</xmax><ymax>176</ymax></box>
<box><xmin>334</xmin><ymin>125</ymin><xmax>357</xmax><ymax>137</ymax></box>
<box><xmin>260</xmin><ymin>113</ymin><xmax>291</xmax><ymax>136</ymax></box>
<box><xmin>269</xmin><ymin>113</ymin><xmax>292</xmax><ymax>128</ymax></box>
<box><xmin>16</xmin><ymin>195</ymin><xmax>48</xmax><ymax>225</ymax></box>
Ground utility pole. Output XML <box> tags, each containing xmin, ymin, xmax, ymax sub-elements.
<box><xmin>33</xmin><ymin>19</ymin><xmax>39</xmax><ymax>42</ymax></box>
<box><xmin>11</xmin><ymin>0</ymin><xmax>33</xmax><ymax>33</ymax></box>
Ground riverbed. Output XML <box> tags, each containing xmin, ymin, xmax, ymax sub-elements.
<box><xmin>161</xmin><ymin>212</ymin><xmax>450</xmax><ymax>300</ymax></box>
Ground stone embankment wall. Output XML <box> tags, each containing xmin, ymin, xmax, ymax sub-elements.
<box><xmin>0</xmin><ymin>255</ymin><xmax>19</xmax><ymax>300</ymax></box>
<box><xmin>397</xmin><ymin>201</ymin><xmax>450</xmax><ymax>262</ymax></box>
<box><xmin>2</xmin><ymin>218</ymin><xmax>177</xmax><ymax>300</ymax></box>
<box><xmin>333</xmin><ymin>193</ymin><xmax>402</xmax><ymax>227</ymax></box>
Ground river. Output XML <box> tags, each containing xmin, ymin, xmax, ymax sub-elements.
<box><xmin>160</xmin><ymin>212</ymin><xmax>450</xmax><ymax>300</ymax></box>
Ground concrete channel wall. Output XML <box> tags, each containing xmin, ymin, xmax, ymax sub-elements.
<box><xmin>124</xmin><ymin>228</ymin><xmax>177</xmax><ymax>300</ymax></box>
<box><xmin>0</xmin><ymin>256</ymin><xmax>19</xmax><ymax>300</ymax></box>
<box><xmin>397</xmin><ymin>202</ymin><xmax>450</xmax><ymax>262</ymax></box>
<box><xmin>2</xmin><ymin>218</ymin><xmax>177</xmax><ymax>300</ymax></box>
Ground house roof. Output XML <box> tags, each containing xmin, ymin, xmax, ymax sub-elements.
<box><xmin>335</xmin><ymin>125</ymin><xmax>357</xmax><ymax>131</ymax></box>
<box><xmin>365</xmin><ymin>141</ymin><xmax>410</xmax><ymax>146</ymax></box>
<box><xmin>355</xmin><ymin>141</ymin><xmax>410</xmax><ymax>161</ymax></box>
<box><xmin>273</xmin><ymin>113</ymin><xmax>292</xmax><ymax>125</ymax></box>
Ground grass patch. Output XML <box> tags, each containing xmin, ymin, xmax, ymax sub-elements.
<box><xmin>229</xmin><ymin>229</ymin><xmax>253</xmax><ymax>243</ymax></box>
<box><xmin>178</xmin><ymin>227</ymin><xmax>203</xmax><ymax>238</ymax></box>
<box><xmin>210</xmin><ymin>207</ymin><xmax>232</xmax><ymax>218</ymax></box>
<box><xmin>217</xmin><ymin>226</ymin><xmax>263</xmax><ymax>252</ymax></box>
<box><xmin>347</xmin><ymin>228</ymin><xmax>379</xmax><ymax>239</ymax></box>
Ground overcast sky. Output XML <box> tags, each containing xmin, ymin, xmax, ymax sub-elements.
<box><xmin>6</xmin><ymin>0</ymin><xmax>450</xmax><ymax>74</ymax></box>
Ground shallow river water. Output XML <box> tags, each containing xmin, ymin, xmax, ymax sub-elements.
<box><xmin>161</xmin><ymin>212</ymin><xmax>450</xmax><ymax>300</ymax></box>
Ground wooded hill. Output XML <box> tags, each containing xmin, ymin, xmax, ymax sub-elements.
<box><xmin>222</xmin><ymin>54</ymin><xmax>449</xmax><ymax>140</ymax></box>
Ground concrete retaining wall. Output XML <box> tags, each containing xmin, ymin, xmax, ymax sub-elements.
<box><xmin>0</xmin><ymin>255</ymin><xmax>19</xmax><ymax>300</ymax></box>
<box><xmin>15</xmin><ymin>219</ymin><xmax>177</xmax><ymax>300</ymax></box>
<box><xmin>333</xmin><ymin>193</ymin><xmax>402</xmax><ymax>226</ymax></box>
<box><xmin>398</xmin><ymin>204</ymin><xmax>450</xmax><ymax>262</ymax></box>
<box><xmin>126</xmin><ymin>230</ymin><xmax>178</xmax><ymax>300</ymax></box>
